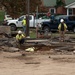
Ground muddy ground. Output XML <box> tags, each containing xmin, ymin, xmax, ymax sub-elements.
<box><xmin>0</xmin><ymin>33</ymin><xmax>75</xmax><ymax>75</ymax></box>
<box><xmin>0</xmin><ymin>50</ymin><xmax>75</xmax><ymax>75</ymax></box>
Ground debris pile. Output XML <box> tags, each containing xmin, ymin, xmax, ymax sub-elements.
<box><xmin>0</xmin><ymin>33</ymin><xmax>75</xmax><ymax>55</ymax></box>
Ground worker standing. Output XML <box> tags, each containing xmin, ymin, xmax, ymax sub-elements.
<box><xmin>58</xmin><ymin>19</ymin><xmax>67</xmax><ymax>42</ymax></box>
<box><xmin>22</xmin><ymin>18</ymin><xmax>26</xmax><ymax>34</ymax></box>
<box><xmin>16</xmin><ymin>30</ymin><xmax>25</xmax><ymax>45</ymax></box>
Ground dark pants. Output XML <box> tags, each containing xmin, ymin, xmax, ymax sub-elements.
<box><xmin>59</xmin><ymin>30</ymin><xmax>66</xmax><ymax>41</ymax></box>
<box><xmin>23</xmin><ymin>26</ymin><xmax>26</xmax><ymax>34</ymax></box>
<box><xmin>19</xmin><ymin>39</ymin><xmax>24</xmax><ymax>45</ymax></box>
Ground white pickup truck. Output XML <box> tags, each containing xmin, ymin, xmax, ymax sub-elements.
<box><xmin>6</xmin><ymin>15</ymin><xmax>50</xmax><ymax>30</ymax></box>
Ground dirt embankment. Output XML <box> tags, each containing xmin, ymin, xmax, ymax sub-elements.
<box><xmin>0</xmin><ymin>34</ymin><xmax>75</xmax><ymax>75</ymax></box>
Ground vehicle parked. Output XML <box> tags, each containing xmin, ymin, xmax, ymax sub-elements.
<box><xmin>5</xmin><ymin>15</ymin><xmax>50</xmax><ymax>31</ymax></box>
<box><xmin>41</xmin><ymin>15</ymin><xmax>75</xmax><ymax>32</ymax></box>
<box><xmin>4</xmin><ymin>15</ymin><xmax>12</xmax><ymax>21</ymax></box>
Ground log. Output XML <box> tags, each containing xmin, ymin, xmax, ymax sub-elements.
<box><xmin>55</xmin><ymin>46</ymin><xmax>74</xmax><ymax>51</ymax></box>
<box><xmin>25</xmin><ymin>39</ymin><xmax>49</xmax><ymax>43</ymax></box>
<box><xmin>50</xmin><ymin>55</ymin><xmax>75</xmax><ymax>59</ymax></box>
<box><xmin>1</xmin><ymin>46</ymin><xmax>20</xmax><ymax>52</ymax></box>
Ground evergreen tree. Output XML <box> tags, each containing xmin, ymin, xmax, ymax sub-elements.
<box><xmin>55</xmin><ymin>0</ymin><xmax>65</xmax><ymax>8</ymax></box>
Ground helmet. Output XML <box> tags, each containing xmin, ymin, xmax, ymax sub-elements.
<box><xmin>60</xmin><ymin>19</ymin><xmax>64</xmax><ymax>23</ymax></box>
<box><xmin>18</xmin><ymin>30</ymin><xmax>22</xmax><ymax>34</ymax></box>
<box><xmin>24</xmin><ymin>16</ymin><xmax>26</xmax><ymax>19</ymax></box>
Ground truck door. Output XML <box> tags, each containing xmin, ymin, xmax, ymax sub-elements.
<box><xmin>50</xmin><ymin>20</ymin><xmax>59</xmax><ymax>31</ymax></box>
<box><xmin>17</xmin><ymin>16</ymin><xmax>25</xmax><ymax>27</ymax></box>
<box><xmin>29</xmin><ymin>15</ymin><xmax>34</xmax><ymax>27</ymax></box>
<box><xmin>17</xmin><ymin>15</ymin><xmax>34</xmax><ymax>27</ymax></box>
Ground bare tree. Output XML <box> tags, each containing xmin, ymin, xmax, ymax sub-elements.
<box><xmin>0</xmin><ymin>0</ymin><xmax>42</xmax><ymax>18</ymax></box>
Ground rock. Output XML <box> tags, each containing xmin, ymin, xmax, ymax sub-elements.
<box><xmin>22</xmin><ymin>54</ymin><xmax>26</xmax><ymax>56</ymax></box>
<box><xmin>73</xmin><ymin>50</ymin><xmax>75</xmax><ymax>54</ymax></box>
<box><xmin>25</xmin><ymin>47</ymin><xmax>35</xmax><ymax>52</ymax></box>
<box><xmin>49</xmin><ymin>56</ymin><xmax>51</xmax><ymax>58</ymax></box>
<box><xmin>1</xmin><ymin>46</ymin><xmax>20</xmax><ymax>52</ymax></box>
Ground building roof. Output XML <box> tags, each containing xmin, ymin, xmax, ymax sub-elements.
<box><xmin>65</xmin><ymin>2</ymin><xmax>75</xmax><ymax>8</ymax></box>
<box><xmin>43</xmin><ymin>0</ymin><xmax>75</xmax><ymax>7</ymax></box>
<box><xmin>43</xmin><ymin>0</ymin><xmax>56</xmax><ymax>7</ymax></box>
<box><xmin>65</xmin><ymin>0</ymin><xmax>75</xmax><ymax>5</ymax></box>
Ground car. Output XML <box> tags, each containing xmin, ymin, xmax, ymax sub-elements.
<box><xmin>4</xmin><ymin>15</ymin><xmax>12</xmax><ymax>21</ymax></box>
<box><xmin>41</xmin><ymin>15</ymin><xmax>75</xmax><ymax>33</ymax></box>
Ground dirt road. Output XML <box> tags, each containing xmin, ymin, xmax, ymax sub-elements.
<box><xmin>0</xmin><ymin>51</ymin><xmax>75</xmax><ymax>75</ymax></box>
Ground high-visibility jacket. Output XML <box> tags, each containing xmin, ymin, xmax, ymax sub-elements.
<box><xmin>22</xmin><ymin>19</ymin><xmax>26</xmax><ymax>26</ymax></box>
<box><xmin>16</xmin><ymin>34</ymin><xmax>25</xmax><ymax>40</ymax></box>
<box><xmin>58</xmin><ymin>23</ymin><xmax>67</xmax><ymax>31</ymax></box>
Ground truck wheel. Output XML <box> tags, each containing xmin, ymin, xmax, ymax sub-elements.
<box><xmin>43</xmin><ymin>26</ymin><xmax>50</xmax><ymax>32</ymax></box>
<box><xmin>10</xmin><ymin>24</ymin><xmax>17</xmax><ymax>31</ymax></box>
<box><xmin>73</xmin><ymin>27</ymin><xmax>75</xmax><ymax>33</ymax></box>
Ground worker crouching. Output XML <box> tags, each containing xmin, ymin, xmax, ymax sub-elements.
<box><xmin>58</xmin><ymin>19</ymin><xmax>67</xmax><ymax>42</ymax></box>
<box><xmin>16</xmin><ymin>30</ymin><xmax>25</xmax><ymax>45</ymax></box>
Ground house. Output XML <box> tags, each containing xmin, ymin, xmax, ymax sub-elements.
<box><xmin>42</xmin><ymin>0</ymin><xmax>75</xmax><ymax>15</ymax></box>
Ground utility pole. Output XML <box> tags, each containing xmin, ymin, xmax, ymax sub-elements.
<box><xmin>36</xmin><ymin>6</ymin><xmax>38</xmax><ymax>19</ymax></box>
<box><xmin>26</xmin><ymin>0</ymin><xmax>30</xmax><ymax>37</ymax></box>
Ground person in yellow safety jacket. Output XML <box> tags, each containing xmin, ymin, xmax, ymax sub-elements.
<box><xmin>16</xmin><ymin>30</ymin><xmax>25</xmax><ymax>45</ymax></box>
<box><xmin>22</xmin><ymin>18</ymin><xmax>26</xmax><ymax>34</ymax></box>
<box><xmin>58</xmin><ymin>19</ymin><xmax>67</xmax><ymax>41</ymax></box>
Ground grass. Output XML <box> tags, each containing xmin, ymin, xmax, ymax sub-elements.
<box><xmin>0</xmin><ymin>10</ymin><xmax>5</xmax><ymax>21</ymax></box>
<box><xmin>17</xmin><ymin>28</ymin><xmax>36</xmax><ymax>38</ymax></box>
<box><xmin>12</xmin><ymin>27</ymin><xmax>75</xmax><ymax>39</ymax></box>
<box><xmin>30</xmin><ymin>30</ymin><xmax>36</xmax><ymax>38</ymax></box>
<box><xmin>30</xmin><ymin>30</ymin><xmax>75</xmax><ymax>38</ymax></box>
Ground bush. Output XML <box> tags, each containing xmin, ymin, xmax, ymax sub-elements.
<box><xmin>0</xmin><ymin>10</ymin><xmax>5</xmax><ymax>21</ymax></box>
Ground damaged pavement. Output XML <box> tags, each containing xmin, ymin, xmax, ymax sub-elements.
<box><xmin>0</xmin><ymin>31</ymin><xmax>75</xmax><ymax>55</ymax></box>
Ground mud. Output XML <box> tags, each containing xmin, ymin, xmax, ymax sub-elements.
<box><xmin>0</xmin><ymin>51</ymin><xmax>75</xmax><ymax>75</ymax></box>
<box><xmin>0</xmin><ymin>33</ymin><xmax>75</xmax><ymax>75</ymax></box>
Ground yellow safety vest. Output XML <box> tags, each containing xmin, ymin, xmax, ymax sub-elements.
<box><xmin>22</xmin><ymin>19</ymin><xmax>26</xmax><ymax>26</ymax></box>
<box><xmin>16</xmin><ymin>34</ymin><xmax>25</xmax><ymax>40</ymax></box>
<box><xmin>58</xmin><ymin>23</ymin><xmax>67</xmax><ymax>31</ymax></box>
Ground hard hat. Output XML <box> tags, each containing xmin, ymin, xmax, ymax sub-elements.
<box><xmin>60</xmin><ymin>19</ymin><xmax>64</xmax><ymax>23</ymax></box>
<box><xmin>18</xmin><ymin>30</ymin><xmax>22</xmax><ymax>34</ymax></box>
<box><xmin>24</xmin><ymin>16</ymin><xmax>26</xmax><ymax>19</ymax></box>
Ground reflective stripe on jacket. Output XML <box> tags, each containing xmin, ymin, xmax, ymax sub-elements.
<box><xmin>16</xmin><ymin>34</ymin><xmax>25</xmax><ymax>40</ymax></box>
<box><xmin>22</xmin><ymin>19</ymin><xmax>26</xmax><ymax>26</ymax></box>
<box><xmin>58</xmin><ymin>23</ymin><xmax>67</xmax><ymax>31</ymax></box>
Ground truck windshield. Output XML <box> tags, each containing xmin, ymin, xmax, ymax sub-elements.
<box><xmin>18</xmin><ymin>16</ymin><xmax>25</xmax><ymax>21</ymax></box>
<box><xmin>18</xmin><ymin>16</ymin><xmax>32</xmax><ymax>21</ymax></box>
<box><xmin>54</xmin><ymin>15</ymin><xmax>67</xmax><ymax>20</ymax></box>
